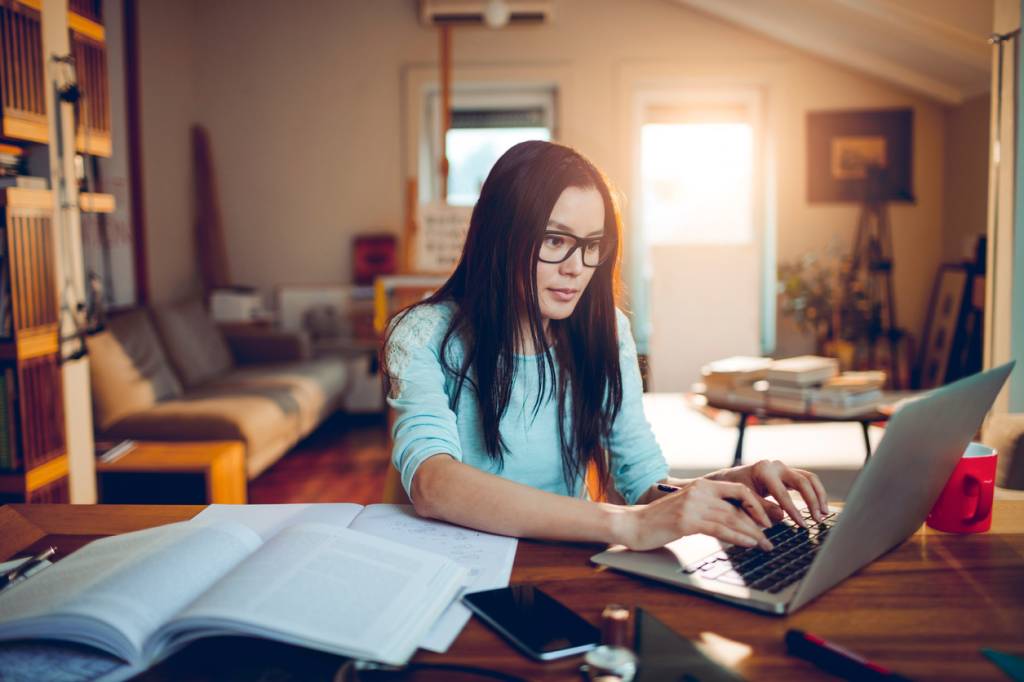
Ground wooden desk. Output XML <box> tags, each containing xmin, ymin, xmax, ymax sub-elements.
<box><xmin>2</xmin><ymin>502</ymin><xmax>1022</xmax><ymax>681</ymax></box>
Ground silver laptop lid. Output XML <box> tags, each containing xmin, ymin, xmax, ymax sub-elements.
<box><xmin>789</xmin><ymin>361</ymin><xmax>1015</xmax><ymax>612</ymax></box>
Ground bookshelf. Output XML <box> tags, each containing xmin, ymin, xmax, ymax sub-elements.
<box><xmin>0</xmin><ymin>187</ymin><xmax>68</xmax><ymax>502</ymax></box>
<box><xmin>0</xmin><ymin>0</ymin><xmax>113</xmax><ymax>503</ymax></box>
<box><xmin>1</xmin><ymin>0</ymin><xmax>111</xmax><ymax>157</ymax></box>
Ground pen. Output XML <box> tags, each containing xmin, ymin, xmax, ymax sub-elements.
<box><xmin>658</xmin><ymin>483</ymin><xmax>773</xmax><ymax>549</ymax></box>
<box><xmin>657</xmin><ymin>483</ymin><xmax>745</xmax><ymax>510</ymax></box>
<box><xmin>785</xmin><ymin>629</ymin><xmax>914</xmax><ymax>681</ymax></box>
<box><xmin>1</xmin><ymin>546</ymin><xmax>56</xmax><ymax>589</ymax></box>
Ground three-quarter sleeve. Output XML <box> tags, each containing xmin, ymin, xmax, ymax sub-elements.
<box><xmin>606</xmin><ymin>309</ymin><xmax>669</xmax><ymax>504</ymax></box>
<box><xmin>385</xmin><ymin>305</ymin><xmax>464</xmax><ymax>498</ymax></box>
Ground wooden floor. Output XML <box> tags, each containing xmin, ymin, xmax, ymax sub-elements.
<box><xmin>248</xmin><ymin>412</ymin><xmax>391</xmax><ymax>505</ymax></box>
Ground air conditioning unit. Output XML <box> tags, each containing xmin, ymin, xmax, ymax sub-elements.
<box><xmin>419</xmin><ymin>0</ymin><xmax>554</xmax><ymax>27</ymax></box>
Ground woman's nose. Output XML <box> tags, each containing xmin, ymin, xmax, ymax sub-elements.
<box><xmin>560</xmin><ymin>247</ymin><xmax>585</xmax><ymax>274</ymax></box>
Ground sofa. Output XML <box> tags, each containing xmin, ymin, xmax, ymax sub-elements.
<box><xmin>86</xmin><ymin>299</ymin><xmax>349</xmax><ymax>478</ymax></box>
<box><xmin>986</xmin><ymin>412</ymin><xmax>1024</xmax><ymax>496</ymax></box>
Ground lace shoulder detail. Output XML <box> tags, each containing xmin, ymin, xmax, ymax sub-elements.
<box><xmin>385</xmin><ymin>303</ymin><xmax>453</xmax><ymax>397</ymax></box>
<box><xmin>615</xmin><ymin>308</ymin><xmax>638</xmax><ymax>363</ymax></box>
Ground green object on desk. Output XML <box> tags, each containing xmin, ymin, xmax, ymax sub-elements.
<box><xmin>983</xmin><ymin>649</ymin><xmax>1024</xmax><ymax>681</ymax></box>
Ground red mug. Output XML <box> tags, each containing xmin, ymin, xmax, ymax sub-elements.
<box><xmin>926</xmin><ymin>442</ymin><xmax>997</xmax><ymax>533</ymax></box>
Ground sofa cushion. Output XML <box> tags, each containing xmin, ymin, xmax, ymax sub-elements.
<box><xmin>152</xmin><ymin>299</ymin><xmax>234</xmax><ymax>388</ymax></box>
<box><xmin>212</xmin><ymin>357</ymin><xmax>348</xmax><ymax>433</ymax></box>
<box><xmin>86</xmin><ymin>309</ymin><xmax>184</xmax><ymax>432</ymax></box>
<box><xmin>101</xmin><ymin>385</ymin><xmax>304</xmax><ymax>478</ymax></box>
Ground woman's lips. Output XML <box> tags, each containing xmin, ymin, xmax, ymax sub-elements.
<box><xmin>548</xmin><ymin>288</ymin><xmax>578</xmax><ymax>302</ymax></box>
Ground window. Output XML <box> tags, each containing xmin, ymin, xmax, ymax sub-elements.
<box><xmin>422</xmin><ymin>87</ymin><xmax>556</xmax><ymax>205</ymax></box>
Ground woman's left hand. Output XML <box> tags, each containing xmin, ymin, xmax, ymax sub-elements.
<box><xmin>707</xmin><ymin>461</ymin><xmax>829</xmax><ymax>527</ymax></box>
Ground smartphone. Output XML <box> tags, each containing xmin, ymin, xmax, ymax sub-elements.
<box><xmin>462</xmin><ymin>585</ymin><xmax>600</xmax><ymax>661</ymax></box>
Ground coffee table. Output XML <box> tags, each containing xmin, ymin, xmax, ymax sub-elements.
<box><xmin>700</xmin><ymin>395</ymin><xmax>890</xmax><ymax>467</ymax></box>
<box><xmin>95</xmin><ymin>441</ymin><xmax>247</xmax><ymax>504</ymax></box>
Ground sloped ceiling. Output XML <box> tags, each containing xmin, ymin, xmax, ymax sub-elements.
<box><xmin>674</xmin><ymin>0</ymin><xmax>993</xmax><ymax>105</ymax></box>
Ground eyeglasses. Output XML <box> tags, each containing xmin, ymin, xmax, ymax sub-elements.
<box><xmin>537</xmin><ymin>231</ymin><xmax>612</xmax><ymax>267</ymax></box>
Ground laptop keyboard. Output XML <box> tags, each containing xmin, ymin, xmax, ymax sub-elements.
<box><xmin>681</xmin><ymin>509</ymin><xmax>838</xmax><ymax>594</ymax></box>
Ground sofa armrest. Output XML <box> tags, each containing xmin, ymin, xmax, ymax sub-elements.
<box><xmin>985</xmin><ymin>413</ymin><xmax>1024</xmax><ymax>491</ymax></box>
<box><xmin>220</xmin><ymin>324</ymin><xmax>311</xmax><ymax>365</ymax></box>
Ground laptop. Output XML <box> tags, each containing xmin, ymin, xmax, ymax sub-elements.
<box><xmin>591</xmin><ymin>361</ymin><xmax>1015</xmax><ymax>615</ymax></box>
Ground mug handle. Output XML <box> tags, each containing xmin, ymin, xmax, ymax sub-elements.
<box><xmin>968</xmin><ymin>475</ymin><xmax>995</xmax><ymax>525</ymax></box>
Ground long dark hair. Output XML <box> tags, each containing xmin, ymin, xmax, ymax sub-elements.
<box><xmin>384</xmin><ymin>140</ymin><xmax>624</xmax><ymax>496</ymax></box>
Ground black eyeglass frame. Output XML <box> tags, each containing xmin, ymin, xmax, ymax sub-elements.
<box><xmin>536</xmin><ymin>230</ymin><xmax>613</xmax><ymax>267</ymax></box>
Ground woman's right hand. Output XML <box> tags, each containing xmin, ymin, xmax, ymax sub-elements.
<box><xmin>614</xmin><ymin>479</ymin><xmax>774</xmax><ymax>552</ymax></box>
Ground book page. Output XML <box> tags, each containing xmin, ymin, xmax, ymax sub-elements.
<box><xmin>159</xmin><ymin>523</ymin><xmax>468</xmax><ymax>666</ymax></box>
<box><xmin>190</xmin><ymin>503</ymin><xmax>364</xmax><ymax>541</ymax></box>
<box><xmin>350</xmin><ymin>504</ymin><xmax>517</xmax><ymax>653</ymax></box>
<box><xmin>0</xmin><ymin>521</ymin><xmax>261</xmax><ymax>665</ymax></box>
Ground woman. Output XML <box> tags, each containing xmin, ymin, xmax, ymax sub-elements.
<box><xmin>384</xmin><ymin>140</ymin><xmax>827</xmax><ymax>552</ymax></box>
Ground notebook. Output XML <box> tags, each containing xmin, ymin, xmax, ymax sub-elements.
<box><xmin>0</xmin><ymin>513</ymin><xmax>469</xmax><ymax>679</ymax></box>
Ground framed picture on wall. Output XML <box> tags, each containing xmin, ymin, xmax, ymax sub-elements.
<box><xmin>807</xmin><ymin>108</ymin><xmax>914</xmax><ymax>203</ymax></box>
<box><xmin>918</xmin><ymin>264</ymin><xmax>969</xmax><ymax>389</ymax></box>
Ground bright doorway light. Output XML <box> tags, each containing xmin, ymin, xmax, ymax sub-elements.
<box><xmin>641</xmin><ymin>123</ymin><xmax>754</xmax><ymax>245</ymax></box>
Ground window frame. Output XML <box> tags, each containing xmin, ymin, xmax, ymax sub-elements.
<box><xmin>421</xmin><ymin>85</ymin><xmax>558</xmax><ymax>204</ymax></box>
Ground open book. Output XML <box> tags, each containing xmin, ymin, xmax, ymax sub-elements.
<box><xmin>0</xmin><ymin>510</ymin><xmax>469</xmax><ymax>678</ymax></box>
<box><xmin>188</xmin><ymin>503</ymin><xmax>518</xmax><ymax>653</ymax></box>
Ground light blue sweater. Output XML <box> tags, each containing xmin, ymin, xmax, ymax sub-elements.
<box><xmin>385</xmin><ymin>302</ymin><xmax>668</xmax><ymax>504</ymax></box>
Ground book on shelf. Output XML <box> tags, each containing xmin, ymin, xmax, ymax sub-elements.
<box><xmin>0</xmin><ymin>371</ymin><xmax>9</xmax><ymax>471</ymax></box>
<box><xmin>0</xmin><ymin>368</ymin><xmax>15</xmax><ymax>470</ymax></box>
<box><xmin>764</xmin><ymin>355</ymin><xmax>840</xmax><ymax>387</ymax></box>
<box><xmin>0</xmin><ymin>511</ymin><xmax>471</xmax><ymax>677</ymax></box>
<box><xmin>0</xmin><ymin>176</ymin><xmax>47</xmax><ymax>190</ymax></box>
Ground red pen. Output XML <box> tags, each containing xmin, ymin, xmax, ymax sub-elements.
<box><xmin>786</xmin><ymin>629</ymin><xmax>914</xmax><ymax>681</ymax></box>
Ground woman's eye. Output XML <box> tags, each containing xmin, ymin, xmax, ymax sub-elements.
<box><xmin>544</xmin><ymin>236</ymin><xmax>565</xmax><ymax>247</ymax></box>
<box><xmin>585</xmin><ymin>241</ymin><xmax>600</xmax><ymax>253</ymax></box>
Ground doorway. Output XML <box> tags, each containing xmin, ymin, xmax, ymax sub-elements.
<box><xmin>633</xmin><ymin>89</ymin><xmax>772</xmax><ymax>391</ymax></box>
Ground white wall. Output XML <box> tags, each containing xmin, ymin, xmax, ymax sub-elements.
<box><xmin>137</xmin><ymin>0</ymin><xmax>956</xmax><ymax>357</ymax></box>
<box><xmin>136</xmin><ymin>0</ymin><xmax>200</xmax><ymax>303</ymax></box>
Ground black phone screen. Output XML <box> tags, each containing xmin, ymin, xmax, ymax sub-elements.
<box><xmin>462</xmin><ymin>585</ymin><xmax>599</xmax><ymax>660</ymax></box>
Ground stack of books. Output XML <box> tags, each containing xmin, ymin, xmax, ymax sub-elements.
<box><xmin>764</xmin><ymin>355</ymin><xmax>841</xmax><ymax>412</ymax></box>
<box><xmin>0</xmin><ymin>144</ymin><xmax>25</xmax><ymax>178</ymax></box>
<box><xmin>700</xmin><ymin>355</ymin><xmax>887</xmax><ymax>418</ymax></box>
<box><xmin>811</xmin><ymin>371</ymin><xmax>887</xmax><ymax>417</ymax></box>
<box><xmin>765</xmin><ymin>356</ymin><xmax>885</xmax><ymax>417</ymax></box>
<box><xmin>700</xmin><ymin>356</ymin><xmax>773</xmax><ymax>408</ymax></box>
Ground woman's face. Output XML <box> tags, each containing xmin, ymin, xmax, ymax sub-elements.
<box><xmin>535</xmin><ymin>186</ymin><xmax>605</xmax><ymax>322</ymax></box>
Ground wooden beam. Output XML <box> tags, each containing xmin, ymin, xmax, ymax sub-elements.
<box><xmin>79</xmin><ymin>192</ymin><xmax>116</xmax><ymax>214</ymax></box>
<box><xmin>123</xmin><ymin>0</ymin><xmax>148</xmax><ymax>305</ymax></box>
<box><xmin>68</xmin><ymin>11</ymin><xmax>105</xmax><ymax>43</ymax></box>
<box><xmin>439</xmin><ymin>25</ymin><xmax>452</xmax><ymax>200</ymax></box>
<box><xmin>0</xmin><ymin>188</ymin><xmax>52</xmax><ymax>210</ymax></box>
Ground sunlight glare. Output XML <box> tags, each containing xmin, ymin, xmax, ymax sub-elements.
<box><xmin>641</xmin><ymin>123</ymin><xmax>754</xmax><ymax>245</ymax></box>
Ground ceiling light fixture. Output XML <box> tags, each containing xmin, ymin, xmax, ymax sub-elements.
<box><xmin>483</xmin><ymin>0</ymin><xmax>511</xmax><ymax>28</ymax></box>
